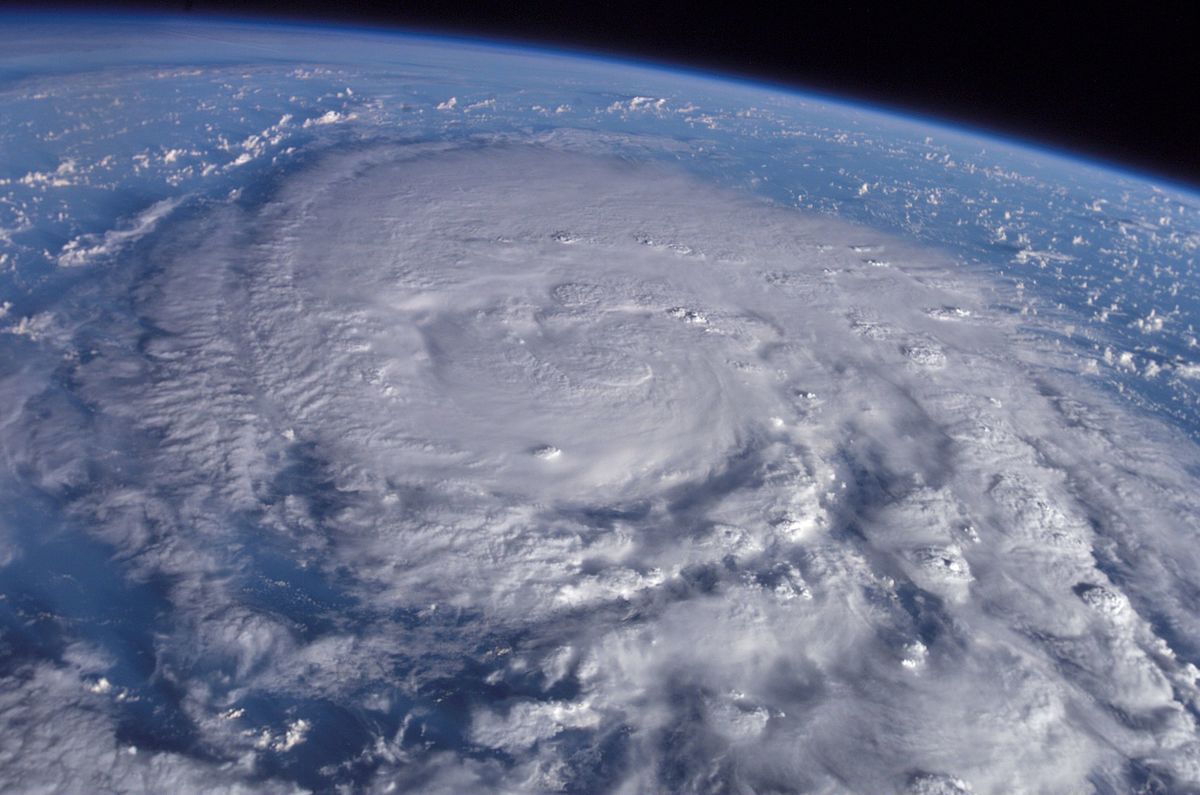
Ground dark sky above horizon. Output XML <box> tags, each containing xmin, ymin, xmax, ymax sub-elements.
<box><xmin>10</xmin><ymin>2</ymin><xmax>1199</xmax><ymax>188</ymax></box>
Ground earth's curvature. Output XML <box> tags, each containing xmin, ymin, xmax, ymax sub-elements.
<box><xmin>2</xmin><ymin>15</ymin><xmax>1200</xmax><ymax>795</ymax></box>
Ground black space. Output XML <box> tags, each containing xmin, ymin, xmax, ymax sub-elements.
<box><xmin>16</xmin><ymin>2</ymin><xmax>1200</xmax><ymax>188</ymax></box>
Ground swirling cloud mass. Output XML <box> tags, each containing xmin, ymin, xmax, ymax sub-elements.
<box><xmin>2</xmin><ymin>19</ymin><xmax>1200</xmax><ymax>795</ymax></box>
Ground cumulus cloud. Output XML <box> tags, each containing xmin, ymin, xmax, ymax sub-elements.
<box><xmin>56</xmin><ymin>196</ymin><xmax>185</xmax><ymax>268</ymax></box>
<box><xmin>0</xmin><ymin>652</ymin><xmax>301</xmax><ymax>794</ymax></box>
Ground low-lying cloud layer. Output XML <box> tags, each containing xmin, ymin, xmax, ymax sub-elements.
<box><xmin>3</xmin><ymin>139</ymin><xmax>1199</xmax><ymax>793</ymax></box>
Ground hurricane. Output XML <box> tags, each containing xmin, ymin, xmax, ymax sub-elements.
<box><xmin>2</xmin><ymin>17</ymin><xmax>1200</xmax><ymax>794</ymax></box>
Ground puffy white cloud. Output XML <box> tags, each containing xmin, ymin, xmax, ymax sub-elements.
<box><xmin>56</xmin><ymin>197</ymin><xmax>185</xmax><ymax>268</ymax></box>
<box><xmin>0</xmin><ymin>657</ymin><xmax>302</xmax><ymax>794</ymax></box>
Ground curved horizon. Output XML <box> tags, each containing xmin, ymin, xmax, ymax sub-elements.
<box><xmin>2</xmin><ymin>15</ymin><xmax>1200</xmax><ymax>793</ymax></box>
<box><xmin>2</xmin><ymin>7</ymin><xmax>1198</xmax><ymax>198</ymax></box>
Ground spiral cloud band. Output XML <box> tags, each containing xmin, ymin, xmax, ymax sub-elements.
<box><xmin>2</xmin><ymin>20</ymin><xmax>1200</xmax><ymax>794</ymax></box>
